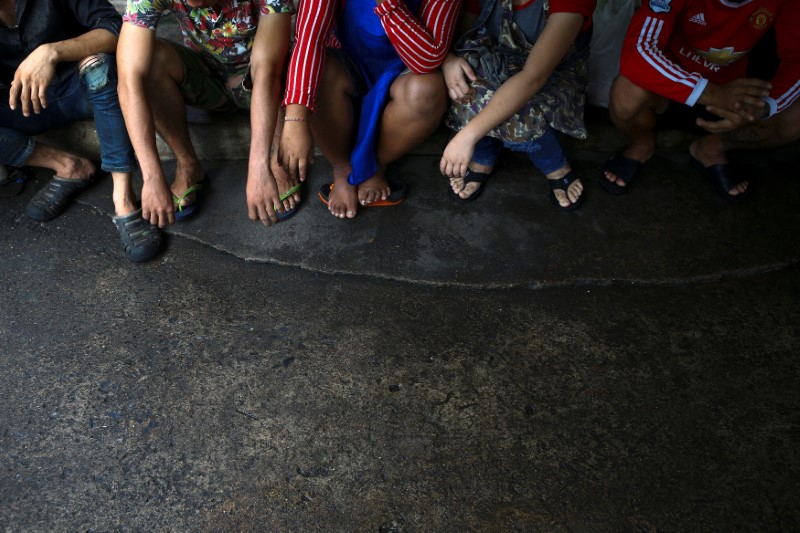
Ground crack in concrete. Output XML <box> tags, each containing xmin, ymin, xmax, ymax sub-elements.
<box><xmin>164</xmin><ymin>228</ymin><xmax>800</xmax><ymax>291</ymax></box>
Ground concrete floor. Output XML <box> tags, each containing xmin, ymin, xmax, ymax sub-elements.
<box><xmin>1</xmin><ymin>143</ymin><xmax>799</xmax><ymax>530</ymax></box>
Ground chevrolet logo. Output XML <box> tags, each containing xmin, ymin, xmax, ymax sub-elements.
<box><xmin>694</xmin><ymin>46</ymin><xmax>749</xmax><ymax>66</ymax></box>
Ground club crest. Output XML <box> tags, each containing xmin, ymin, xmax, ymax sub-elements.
<box><xmin>750</xmin><ymin>7</ymin><xmax>774</xmax><ymax>30</ymax></box>
<box><xmin>649</xmin><ymin>0</ymin><xmax>671</xmax><ymax>13</ymax></box>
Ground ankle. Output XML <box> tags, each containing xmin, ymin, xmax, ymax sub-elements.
<box><xmin>545</xmin><ymin>165</ymin><xmax>572</xmax><ymax>180</ymax></box>
<box><xmin>468</xmin><ymin>162</ymin><xmax>493</xmax><ymax>174</ymax></box>
<box><xmin>113</xmin><ymin>194</ymin><xmax>138</xmax><ymax>217</ymax></box>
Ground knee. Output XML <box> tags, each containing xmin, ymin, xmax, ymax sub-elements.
<box><xmin>321</xmin><ymin>60</ymin><xmax>357</xmax><ymax>100</ymax></box>
<box><xmin>78</xmin><ymin>53</ymin><xmax>113</xmax><ymax>91</ymax></box>
<box><xmin>395</xmin><ymin>73</ymin><xmax>447</xmax><ymax>119</ymax></box>
<box><xmin>609</xmin><ymin>75</ymin><xmax>650</xmax><ymax>121</ymax></box>
<box><xmin>148</xmin><ymin>41</ymin><xmax>182</xmax><ymax>88</ymax></box>
<box><xmin>771</xmin><ymin>103</ymin><xmax>800</xmax><ymax>143</ymax></box>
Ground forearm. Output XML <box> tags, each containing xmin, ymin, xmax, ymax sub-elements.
<box><xmin>458</xmin><ymin>73</ymin><xmax>548</xmax><ymax>143</ymax></box>
<box><xmin>458</xmin><ymin>13</ymin><xmax>582</xmax><ymax>142</ymax></box>
<box><xmin>117</xmin><ymin>26</ymin><xmax>164</xmax><ymax>184</ymax></box>
<box><xmin>249</xmin><ymin>69</ymin><xmax>283</xmax><ymax>169</ymax></box>
<box><xmin>282</xmin><ymin>0</ymin><xmax>336</xmax><ymax>110</ymax></box>
<box><xmin>118</xmin><ymin>77</ymin><xmax>164</xmax><ymax>183</ymax></box>
<box><xmin>375</xmin><ymin>0</ymin><xmax>460</xmax><ymax>73</ymax></box>
<box><xmin>45</xmin><ymin>28</ymin><xmax>118</xmax><ymax>63</ymax></box>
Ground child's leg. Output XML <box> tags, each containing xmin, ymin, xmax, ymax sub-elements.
<box><xmin>526</xmin><ymin>127</ymin><xmax>583</xmax><ymax>208</ymax></box>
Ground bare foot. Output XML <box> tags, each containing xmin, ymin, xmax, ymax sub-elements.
<box><xmin>546</xmin><ymin>165</ymin><xmax>583</xmax><ymax>208</ymax></box>
<box><xmin>450</xmin><ymin>161</ymin><xmax>493</xmax><ymax>200</ymax></box>
<box><xmin>328</xmin><ymin>166</ymin><xmax>357</xmax><ymax>218</ymax></box>
<box><xmin>271</xmin><ymin>154</ymin><xmax>299</xmax><ymax>212</ymax></box>
<box><xmin>170</xmin><ymin>158</ymin><xmax>204</xmax><ymax>208</ymax></box>
<box><xmin>357</xmin><ymin>172</ymin><xmax>391</xmax><ymax>206</ymax></box>
<box><xmin>25</xmin><ymin>144</ymin><xmax>95</xmax><ymax>181</ymax></box>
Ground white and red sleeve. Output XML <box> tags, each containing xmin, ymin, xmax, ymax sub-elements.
<box><xmin>620</xmin><ymin>4</ymin><xmax>707</xmax><ymax>106</ymax></box>
<box><xmin>374</xmin><ymin>0</ymin><xmax>461</xmax><ymax>74</ymax></box>
<box><xmin>282</xmin><ymin>0</ymin><xmax>338</xmax><ymax>112</ymax></box>
<box><xmin>764</xmin><ymin>2</ymin><xmax>800</xmax><ymax>117</ymax></box>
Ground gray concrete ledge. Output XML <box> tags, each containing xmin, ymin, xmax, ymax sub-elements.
<box><xmin>73</xmin><ymin>147</ymin><xmax>800</xmax><ymax>288</ymax></box>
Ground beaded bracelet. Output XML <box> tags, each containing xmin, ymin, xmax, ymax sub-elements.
<box><xmin>284</xmin><ymin>116</ymin><xmax>306</xmax><ymax>122</ymax></box>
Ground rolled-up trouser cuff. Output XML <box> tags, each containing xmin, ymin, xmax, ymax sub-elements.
<box><xmin>0</xmin><ymin>136</ymin><xmax>36</xmax><ymax>168</ymax></box>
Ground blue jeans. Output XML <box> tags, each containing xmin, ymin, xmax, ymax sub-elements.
<box><xmin>471</xmin><ymin>126</ymin><xmax>567</xmax><ymax>175</ymax></box>
<box><xmin>0</xmin><ymin>54</ymin><xmax>135</xmax><ymax>173</ymax></box>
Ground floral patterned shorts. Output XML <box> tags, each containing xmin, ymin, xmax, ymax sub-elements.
<box><xmin>167</xmin><ymin>40</ymin><xmax>251</xmax><ymax>111</ymax></box>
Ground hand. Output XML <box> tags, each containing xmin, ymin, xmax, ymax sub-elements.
<box><xmin>701</xmin><ymin>78</ymin><xmax>771</xmax><ymax>121</ymax></box>
<box><xmin>278</xmin><ymin>120</ymin><xmax>314</xmax><ymax>183</ymax></box>
<box><xmin>439</xmin><ymin>130</ymin><xmax>475</xmax><ymax>179</ymax></box>
<box><xmin>697</xmin><ymin>103</ymin><xmax>766</xmax><ymax>134</ymax></box>
<box><xmin>442</xmin><ymin>55</ymin><xmax>477</xmax><ymax>103</ymax></box>
<box><xmin>9</xmin><ymin>44</ymin><xmax>58</xmax><ymax>116</ymax></box>
<box><xmin>246</xmin><ymin>161</ymin><xmax>283</xmax><ymax>226</ymax></box>
<box><xmin>141</xmin><ymin>178</ymin><xmax>175</xmax><ymax>228</ymax></box>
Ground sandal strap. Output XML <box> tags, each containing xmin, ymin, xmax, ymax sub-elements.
<box><xmin>464</xmin><ymin>170</ymin><xmax>491</xmax><ymax>184</ymax></box>
<box><xmin>172</xmin><ymin>183</ymin><xmax>204</xmax><ymax>209</ymax></box>
<box><xmin>549</xmin><ymin>170</ymin><xmax>579</xmax><ymax>192</ymax></box>
<box><xmin>280</xmin><ymin>182</ymin><xmax>302</xmax><ymax>201</ymax></box>
<box><xmin>604</xmin><ymin>154</ymin><xmax>641</xmax><ymax>187</ymax></box>
<box><xmin>113</xmin><ymin>210</ymin><xmax>163</xmax><ymax>261</ymax></box>
<box><xmin>705</xmin><ymin>164</ymin><xmax>741</xmax><ymax>194</ymax></box>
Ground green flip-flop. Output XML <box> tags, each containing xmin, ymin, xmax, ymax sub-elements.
<box><xmin>275</xmin><ymin>182</ymin><xmax>302</xmax><ymax>221</ymax></box>
<box><xmin>173</xmin><ymin>182</ymin><xmax>204</xmax><ymax>221</ymax></box>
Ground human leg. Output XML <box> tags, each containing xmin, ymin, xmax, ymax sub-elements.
<box><xmin>0</xmin><ymin>77</ymin><xmax>96</xmax><ymax>180</ymax></box>
<box><xmin>79</xmin><ymin>54</ymin><xmax>140</xmax><ymax>217</ymax></box>
<box><xmin>147</xmin><ymin>40</ymin><xmax>216</xmax><ymax>212</ymax></box>
<box><xmin>359</xmin><ymin>71</ymin><xmax>447</xmax><ymax>205</ymax></box>
<box><xmin>604</xmin><ymin>75</ymin><xmax>668</xmax><ymax>190</ymax></box>
<box><xmin>524</xmin><ymin>127</ymin><xmax>583</xmax><ymax>210</ymax></box>
<box><xmin>78</xmin><ymin>54</ymin><xmax>162</xmax><ymax>261</ymax></box>
<box><xmin>0</xmin><ymin>74</ymin><xmax>100</xmax><ymax>220</ymax></box>
<box><xmin>309</xmin><ymin>51</ymin><xmax>360</xmax><ymax>218</ymax></box>
<box><xmin>689</xmin><ymin>99</ymin><xmax>800</xmax><ymax>202</ymax></box>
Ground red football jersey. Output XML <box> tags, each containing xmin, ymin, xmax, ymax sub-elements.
<box><xmin>620</xmin><ymin>0</ymin><xmax>800</xmax><ymax>117</ymax></box>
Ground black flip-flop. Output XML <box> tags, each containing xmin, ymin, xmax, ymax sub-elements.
<box><xmin>599</xmin><ymin>154</ymin><xmax>642</xmax><ymax>195</ymax></box>
<box><xmin>689</xmin><ymin>156</ymin><xmax>752</xmax><ymax>205</ymax></box>
<box><xmin>548</xmin><ymin>170</ymin><xmax>584</xmax><ymax>212</ymax></box>
<box><xmin>448</xmin><ymin>170</ymin><xmax>491</xmax><ymax>203</ymax></box>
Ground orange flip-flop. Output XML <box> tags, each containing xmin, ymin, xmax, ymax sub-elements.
<box><xmin>318</xmin><ymin>179</ymin><xmax>406</xmax><ymax>207</ymax></box>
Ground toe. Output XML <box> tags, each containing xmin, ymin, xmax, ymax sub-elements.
<box><xmin>569</xmin><ymin>181</ymin><xmax>584</xmax><ymax>203</ymax></box>
<box><xmin>459</xmin><ymin>182</ymin><xmax>479</xmax><ymax>199</ymax></box>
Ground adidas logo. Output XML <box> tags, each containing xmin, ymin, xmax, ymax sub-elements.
<box><xmin>689</xmin><ymin>13</ymin><xmax>707</xmax><ymax>25</ymax></box>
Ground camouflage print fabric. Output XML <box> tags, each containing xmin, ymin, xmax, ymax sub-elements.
<box><xmin>446</xmin><ymin>0</ymin><xmax>590</xmax><ymax>143</ymax></box>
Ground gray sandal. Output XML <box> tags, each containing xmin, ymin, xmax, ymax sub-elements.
<box><xmin>25</xmin><ymin>175</ymin><xmax>94</xmax><ymax>221</ymax></box>
<box><xmin>113</xmin><ymin>209</ymin><xmax>164</xmax><ymax>263</ymax></box>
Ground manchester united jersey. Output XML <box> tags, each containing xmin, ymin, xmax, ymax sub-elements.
<box><xmin>620</xmin><ymin>0</ymin><xmax>800</xmax><ymax>117</ymax></box>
